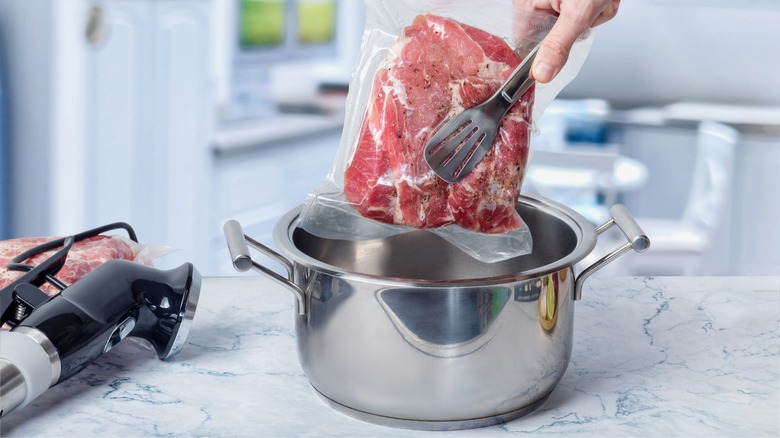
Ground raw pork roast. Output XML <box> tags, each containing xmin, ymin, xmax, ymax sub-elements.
<box><xmin>344</xmin><ymin>14</ymin><xmax>534</xmax><ymax>234</ymax></box>
<box><xmin>0</xmin><ymin>235</ymin><xmax>136</xmax><ymax>297</ymax></box>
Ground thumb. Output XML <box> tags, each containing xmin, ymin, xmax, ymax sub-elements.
<box><xmin>532</xmin><ymin>14</ymin><xmax>590</xmax><ymax>83</ymax></box>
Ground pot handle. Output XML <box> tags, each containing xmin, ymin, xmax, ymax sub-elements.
<box><xmin>223</xmin><ymin>220</ymin><xmax>305</xmax><ymax>315</ymax></box>
<box><xmin>574</xmin><ymin>204</ymin><xmax>650</xmax><ymax>300</ymax></box>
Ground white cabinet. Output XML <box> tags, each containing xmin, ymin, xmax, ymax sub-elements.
<box><xmin>83</xmin><ymin>0</ymin><xmax>213</xmax><ymax>272</ymax></box>
<box><xmin>4</xmin><ymin>0</ymin><xmax>343</xmax><ymax>276</ymax></box>
<box><xmin>3</xmin><ymin>0</ymin><xmax>214</xmax><ymax>269</ymax></box>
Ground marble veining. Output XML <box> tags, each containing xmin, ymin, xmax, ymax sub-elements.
<box><xmin>1</xmin><ymin>276</ymin><xmax>778</xmax><ymax>437</ymax></box>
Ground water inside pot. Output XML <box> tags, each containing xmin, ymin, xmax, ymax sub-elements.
<box><xmin>289</xmin><ymin>201</ymin><xmax>583</xmax><ymax>281</ymax></box>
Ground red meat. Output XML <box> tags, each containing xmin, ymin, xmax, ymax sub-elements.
<box><xmin>0</xmin><ymin>235</ymin><xmax>135</xmax><ymax>297</ymax></box>
<box><xmin>344</xmin><ymin>14</ymin><xmax>533</xmax><ymax>234</ymax></box>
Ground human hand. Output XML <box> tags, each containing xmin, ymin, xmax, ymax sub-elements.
<box><xmin>516</xmin><ymin>0</ymin><xmax>620</xmax><ymax>83</ymax></box>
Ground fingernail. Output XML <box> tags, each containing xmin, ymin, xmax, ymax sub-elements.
<box><xmin>533</xmin><ymin>62</ymin><xmax>559</xmax><ymax>83</ymax></box>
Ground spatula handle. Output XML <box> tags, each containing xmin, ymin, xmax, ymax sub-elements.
<box><xmin>498</xmin><ymin>44</ymin><xmax>539</xmax><ymax>104</ymax></box>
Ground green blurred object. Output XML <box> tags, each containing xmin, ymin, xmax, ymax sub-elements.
<box><xmin>240</xmin><ymin>0</ymin><xmax>285</xmax><ymax>47</ymax></box>
<box><xmin>298</xmin><ymin>0</ymin><xmax>336</xmax><ymax>45</ymax></box>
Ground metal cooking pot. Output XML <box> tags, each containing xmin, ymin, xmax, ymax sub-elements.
<box><xmin>223</xmin><ymin>196</ymin><xmax>649</xmax><ymax>430</ymax></box>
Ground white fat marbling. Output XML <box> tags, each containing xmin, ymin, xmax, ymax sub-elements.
<box><xmin>2</xmin><ymin>276</ymin><xmax>778</xmax><ymax>437</ymax></box>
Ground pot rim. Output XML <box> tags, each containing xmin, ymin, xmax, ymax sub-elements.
<box><xmin>273</xmin><ymin>195</ymin><xmax>598</xmax><ymax>287</ymax></box>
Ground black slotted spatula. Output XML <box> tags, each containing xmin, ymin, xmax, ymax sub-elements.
<box><xmin>424</xmin><ymin>44</ymin><xmax>538</xmax><ymax>184</ymax></box>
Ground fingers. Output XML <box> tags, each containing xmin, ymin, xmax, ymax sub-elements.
<box><xmin>592</xmin><ymin>0</ymin><xmax>620</xmax><ymax>27</ymax></box>
<box><xmin>532</xmin><ymin>8</ymin><xmax>591</xmax><ymax>83</ymax></box>
<box><xmin>531</xmin><ymin>0</ymin><xmax>620</xmax><ymax>83</ymax></box>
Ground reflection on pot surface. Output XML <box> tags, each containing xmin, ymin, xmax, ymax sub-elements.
<box><xmin>377</xmin><ymin>287</ymin><xmax>511</xmax><ymax>358</ymax></box>
<box><xmin>376</xmin><ymin>269</ymin><xmax>572</xmax><ymax>358</ymax></box>
<box><xmin>539</xmin><ymin>269</ymin><xmax>569</xmax><ymax>331</ymax></box>
<box><xmin>296</xmin><ymin>270</ymin><xmax>575</xmax><ymax>425</ymax></box>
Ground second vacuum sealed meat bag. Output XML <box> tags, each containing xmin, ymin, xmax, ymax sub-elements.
<box><xmin>299</xmin><ymin>0</ymin><xmax>593</xmax><ymax>262</ymax></box>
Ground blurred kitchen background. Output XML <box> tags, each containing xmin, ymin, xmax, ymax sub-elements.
<box><xmin>0</xmin><ymin>0</ymin><xmax>777</xmax><ymax>277</ymax></box>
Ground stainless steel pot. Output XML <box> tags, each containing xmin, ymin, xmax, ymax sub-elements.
<box><xmin>223</xmin><ymin>196</ymin><xmax>649</xmax><ymax>430</ymax></box>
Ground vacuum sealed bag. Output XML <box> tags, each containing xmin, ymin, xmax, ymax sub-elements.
<box><xmin>299</xmin><ymin>0</ymin><xmax>593</xmax><ymax>262</ymax></box>
<box><xmin>0</xmin><ymin>234</ymin><xmax>172</xmax><ymax>297</ymax></box>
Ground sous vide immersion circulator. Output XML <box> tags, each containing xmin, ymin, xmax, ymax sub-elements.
<box><xmin>0</xmin><ymin>224</ymin><xmax>201</xmax><ymax>418</ymax></box>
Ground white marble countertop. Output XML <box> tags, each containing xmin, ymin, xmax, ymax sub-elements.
<box><xmin>2</xmin><ymin>276</ymin><xmax>778</xmax><ymax>437</ymax></box>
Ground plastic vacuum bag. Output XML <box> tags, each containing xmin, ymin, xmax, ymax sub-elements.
<box><xmin>299</xmin><ymin>0</ymin><xmax>594</xmax><ymax>263</ymax></box>
<box><xmin>0</xmin><ymin>235</ymin><xmax>173</xmax><ymax>297</ymax></box>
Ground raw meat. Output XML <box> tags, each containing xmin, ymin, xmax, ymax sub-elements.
<box><xmin>344</xmin><ymin>14</ymin><xmax>533</xmax><ymax>234</ymax></box>
<box><xmin>0</xmin><ymin>235</ymin><xmax>135</xmax><ymax>297</ymax></box>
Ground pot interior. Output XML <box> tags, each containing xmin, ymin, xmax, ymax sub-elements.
<box><xmin>287</xmin><ymin>199</ymin><xmax>591</xmax><ymax>282</ymax></box>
